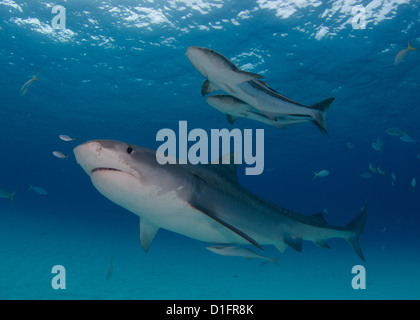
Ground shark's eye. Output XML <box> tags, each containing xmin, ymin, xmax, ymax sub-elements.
<box><xmin>127</xmin><ymin>147</ymin><xmax>134</xmax><ymax>155</ymax></box>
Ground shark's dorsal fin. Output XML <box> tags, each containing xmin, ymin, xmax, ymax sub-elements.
<box><xmin>311</xmin><ymin>212</ymin><xmax>328</xmax><ymax>224</ymax></box>
<box><xmin>139</xmin><ymin>218</ymin><xmax>160</xmax><ymax>252</ymax></box>
<box><xmin>209</xmin><ymin>152</ymin><xmax>239</xmax><ymax>183</ymax></box>
<box><xmin>190</xmin><ymin>202</ymin><xmax>263</xmax><ymax>250</ymax></box>
<box><xmin>201</xmin><ymin>80</ymin><xmax>218</xmax><ymax>96</ymax></box>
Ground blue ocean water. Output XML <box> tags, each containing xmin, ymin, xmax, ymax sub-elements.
<box><xmin>1</xmin><ymin>0</ymin><xmax>420</xmax><ymax>300</ymax></box>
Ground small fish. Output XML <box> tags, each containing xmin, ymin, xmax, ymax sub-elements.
<box><xmin>385</xmin><ymin>127</ymin><xmax>403</xmax><ymax>136</ymax></box>
<box><xmin>59</xmin><ymin>134</ymin><xmax>75</xmax><ymax>142</ymax></box>
<box><xmin>380</xmin><ymin>227</ymin><xmax>386</xmax><ymax>232</ymax></box>
<box><xmin>0</xmin><ymin>189</ymin><xmax>15</xmax><ymax>201</ymax></box>
<box><xmin>391</xmin><ymin>172</ymin><xmax>396</xmax><ymax>186</ymax></box>
<box><xmin>394</xmin><ymin>41</ymin><xmax>417</xmax><ymax>65</ymax></box>
<box><xmin>412</xmin><ymin>178</ymin><xmax>416</xmax><ymax>192</ymax></box>
<box><xmin>360</xmin><ymin>173</ymin><xmax>373</xmax><ymax>179</ymax></box>
<box><xmin>377</xmin><ymin>167</ymin><xmax>385</xmax><ymax>176</ymax></box>
<box><xmin>375</xmin><ymin>137</ymin><xmax>384</xmax><ymax>147</ymax></box>
<box><xmin>400</xmin><ymin>134</ymin><xmax>417</xmax><ymax>144</ymax></box>
<box><xmin>371</xmin><ymin>142</ymin><xmax>382</xmax><ymax>151</ymax></box>
<box><xmin>417</xmin><ymin>154</ymin><xmax>420</xmax><ymax>160</ymax></box>
<box><xmin>313</xmin><ymin>170</ymin><xmax>329</xmax><ymax>180</ymax></box>
<box><xmin>105</xmin><ymin>256</ymin><xmax>114</xmax><ymax>280</ymax></box>
<box><xmin>347</xmin><ymin>142</ymin><xmax>355</xmax><ymax>149</ymax></box>
<box><xmin>368</xmin><ymin>163</ymin><xmax>376</xmax><ymax>174</ymax></box>
<box><xmin>52</xmin><ymin>151</ymin><xmax>69</xmax><ymax>160</ymax></box>
<box><xmin>28</xmin><ymin>184</ymin><xmax>47</xmax><ymax>195</ymax></box>
<box><xmin>19</xmin><ymin>71</ymin><xmax>41</xmax><ymax>96</ymax></box>
<box><xmin>206</xmin><ymin>246</ymin><xmax>279</xmax><ymax>266</ymax></box>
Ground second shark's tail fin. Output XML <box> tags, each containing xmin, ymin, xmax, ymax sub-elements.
<box><xmin>310</xmin><ymin>97</ymin><xmax>334</xmax><ymax>136</ymax></box>
<box><xmin>344</xmin><ymin>205</ymin><xmax>368</xmax><ymax>262</ymax></box>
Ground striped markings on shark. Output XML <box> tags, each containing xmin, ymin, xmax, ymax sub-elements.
<box><xmin>156</xmin><ymin>120</ymin><xmax>264</xmax><ymax>176</ymax></box>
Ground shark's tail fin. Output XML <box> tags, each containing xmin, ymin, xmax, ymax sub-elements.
<box><xmin>310</xmin><ymin>97</ymin><xmax>334</xmax><ymax>136</ymax></box>
<box><xmin>344</xmin><ymin>205</ymin><xmax>368</xmax><ymax>262</ymax></box>
<box><xmin>408</xmin><ymin>41</ymin><xmax>417</xmax><ymax>50</ymax></box>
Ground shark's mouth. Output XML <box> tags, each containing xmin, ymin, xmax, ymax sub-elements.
<box><xmin>91</xmin><ymin>167</ymin><xmax>122</xmax><ymax>174</ymax></box>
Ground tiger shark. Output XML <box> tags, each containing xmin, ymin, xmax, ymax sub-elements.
<box><xmin>74</xmin><ymin>140</ymin><xmax>367</xmax><ymax>261</ymax></box>
<box><xmin>186</xmin><ymin>46</ymin><xmax>334</xmax><ymax>135</ymax></box>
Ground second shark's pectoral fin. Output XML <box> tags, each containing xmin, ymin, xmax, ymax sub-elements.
<box><xmin>201</xmin><ymin>80</ymin><xmax>218</xmax><ymax>96</ymax></box>
<box><xmin>190</xmin><ymin>202</ymin><xmax>263</xmax><ymax>250</ymax></box>
<box><xmin>233</xmin><ymin>69</ymin><xmax>264</xmax><ymax>84</ymax></box>
<box><xmin>226</xmin><ymin>114</ymin><xmax>239</xmax><ymax>124</ymax></box>
<box><xmin>139</xmin><ymin>218</ymin><xmax>160</xmax><ymax>252</ymax></box>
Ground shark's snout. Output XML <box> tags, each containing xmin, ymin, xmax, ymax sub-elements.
<box><xmin>186</xmin><ymin>46</ymin><xmax>210</xmax><ymax>78</ymax></box>
<box><xmin>74</xmin><ymin>140</ymin><xmax>123</xmax><ymax>177</ymax></box>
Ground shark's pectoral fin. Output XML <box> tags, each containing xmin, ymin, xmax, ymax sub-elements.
<box><xmin>190</xmin><ymin>202</ymin><xmax>263</xmax><ymax>250</ymax></box>
<box><xmin>284</xmin><ymin>236</ymin><xmax>302</xmax><ymax>252</ymax></box>
<box><xmin>226</xmin><ymin>114</ymin><xmax>239</xmax><ymax>124</ymax></box>
<box><xmin>201</xmin><ymin>80</ymin><xmax>218</xmax><ymax>96</ymax></box>
<box><xmin>139</xmin><ymin>218</ymin><xmax>160</xmax><ymax>252</ymax></box>
<box><xmin>233</xmin><ymin>69</ymin><xmax>263</xmax><ymax>84</ymax></box>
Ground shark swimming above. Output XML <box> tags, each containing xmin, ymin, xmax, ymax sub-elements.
<box><xmin>186</xmin><ymin>46</ymin><xmax>334</xmax><ymax>135</ymax></box>
<box><xmin>74</xmin><ymin>140</ymin><xmax>368</xmax><ymax>261</ymax></box>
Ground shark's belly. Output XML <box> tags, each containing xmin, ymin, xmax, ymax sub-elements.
<box><xmin>138</xmin><ymin>196</ymin><xmax>250</xmax><ymax>245</ymax></box>
<box><xmin>91</xmin><ymin>171</ymin><xmax>249</xmax><ymax>244</ymax></box>
<box><xmin>231</xmin><ymin>82</ymin><xmax>313</xmax><ymax>117</ymax></box>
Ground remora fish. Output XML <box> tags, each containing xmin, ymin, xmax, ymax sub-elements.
<box><xmin>206</xmin><ymin>246</ymin><xmax>279</xmax><ymax>265</ymax></box>
<box><xmin>186</xmin><ymin>46</ymin><xmax>334</xmax><ymax>135</ymax></box>
<box><xmin>74</xmin><ymin>140</ymin><xmax>368</xmax><ymax>261</ymax></box>
<box><xmin>206</xmin><ymin>94</ymin><xmax>310</xmax><ymax>129</ymax></box>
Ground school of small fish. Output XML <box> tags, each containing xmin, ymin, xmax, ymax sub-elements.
<box><xmin>1</xmin><ymin>135</ymin><xmax>77</xmax><ymax>202</ymax></box>
<box><xmin>351</xmin><ymin>126</ymin><xmax>419</xmax><ymax>192</ymax></box>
